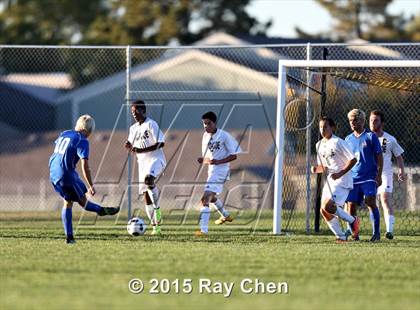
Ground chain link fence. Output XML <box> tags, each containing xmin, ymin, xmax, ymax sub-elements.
<box><xmin>0</xmin><ymin>43</ymin><xmax>419</xmax><ymax>235</ymax></box>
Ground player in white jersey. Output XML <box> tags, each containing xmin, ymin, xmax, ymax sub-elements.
<box><xmin>125</xmin><ymin>100</ymin><xmax>166</xmax><ymax>235</ymax></box>
<box><xmin>195</xmin><ymin>111</ymin><xmax>242</xmax><ymax>236</ymax></box>
<box><xmin>311</xmin><ymin>117</ymin><xmax>359</xmax><ymax>242</ymax></box>
<box><xmin>369</xmin><ymin>110</ymin><xmax>405</xmax><ymax>240</ymax></box>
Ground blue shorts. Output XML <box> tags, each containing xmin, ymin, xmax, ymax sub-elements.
<box><xmin>346</xmin><ymin>181</ymin><xmax>377</xmax><ymax>205</ymax></box>
<box><xmin>52</xmin><ymin>178</ymin><xmax>87</xmax><ymax>202</ymax></box>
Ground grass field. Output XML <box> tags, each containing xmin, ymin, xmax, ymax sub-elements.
<box><xmin>1</xmin><ymin>211</ymin><xmax>420</xmax><ymax>310</ymax></box>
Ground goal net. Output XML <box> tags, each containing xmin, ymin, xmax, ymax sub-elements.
<box><xmin>274</xmin><ymin>60</ymin><xmax>420</xmax><ymax>235</ymax></box>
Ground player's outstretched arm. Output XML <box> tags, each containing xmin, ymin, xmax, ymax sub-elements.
<box><xmin>81</xmin><ymin>158</ymin><xmax>95</xmax><ymax>195</ymax></box>
<box><xmin>132</xmin><ymin>142</ymin><xmax>165</xmax><ymax>154</ymax></box>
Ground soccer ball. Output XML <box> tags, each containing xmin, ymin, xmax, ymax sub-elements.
<box><xmin>127</xmin><ymin>217</ymin><xmax>147</xmax><ymax>236</ymax></box>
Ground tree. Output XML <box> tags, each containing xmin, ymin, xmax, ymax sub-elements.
<box><xmin>82</xmin><ymin>0</ymin><xmax>271</xmax><ymax>45</ymax></box>
<box><xmin>0</xmin><ymin>0</ymin><xmax>270</xmax><ymax>46</ymax></box>
<box><xmin>0</xmin><ymin>0</ymin><xmax>106</xmax><ymax>44</ymax></box>
<box><xmin>295</xmin><ymin>0</ymin><xmax>419</xmax><ymax>42</ymax></box>
<box><xmin>0</xmin><ymin>0</ymin><xmax>271</xmax><ymax>86</ymax></box>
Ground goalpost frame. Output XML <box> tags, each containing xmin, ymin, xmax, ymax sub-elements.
<box><xmin>273</xmin><ymin>59</ymin><xmax>420</xmax><ymax>235</ymax></box>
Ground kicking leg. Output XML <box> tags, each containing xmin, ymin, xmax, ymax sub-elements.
<box><xmin>211</xmin><ymin>196</ymin><xmax>233</xmax><ymax>225</ymax></box>
<box><xmin>77</xmin><ymin>195</ymin><xmax>120</xmax><ymax>216</ymax></box>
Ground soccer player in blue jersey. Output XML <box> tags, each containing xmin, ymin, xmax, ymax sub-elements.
<box><xmin>345</xmin><ymin>109</ymin><xmax>383</xmax><ymax>242</ymax></box>
<box><xmin>49</xmin><ymin>115</ymin><xmax>120</xmax><ymax>244</ymax></box>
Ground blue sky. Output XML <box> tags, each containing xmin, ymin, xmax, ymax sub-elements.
<box><xmin>247</xmin><ymin>0</ymin><xmax>420</xmax><ymax>38</ymax></box>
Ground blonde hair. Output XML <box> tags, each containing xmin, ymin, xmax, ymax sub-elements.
<box><xmin>75</xmin><ymin>114</ymin><xmax>95</xmax><ymax>134</ymax></box>
<box><xmin>347</xmin><ymin>109</ymin><xmax>366</xmax><ymax>122</ymax></box>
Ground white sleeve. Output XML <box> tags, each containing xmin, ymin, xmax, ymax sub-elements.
<box><xmin>224</xmin><ymin>132</ymin><xmax>242</xmax><ymax>155</ymax></box>
<box><xmin>391</xmin><ymin>137</ymin><xmax>404</xmax><ymax>157</ymax></box>
<box><xmin>339</xmin><ymin>139</ymin><xmax>355</xmax><ymax>161</ymax></box>
<box><xmin>150</xmin><ymin>121</ymin><xmax>165</xmax><ymax>144</ymax></box>
<box><xmin>127</xmin><ymin>126</ymin><xmax>135</xmax><ymax>144</ymax></box>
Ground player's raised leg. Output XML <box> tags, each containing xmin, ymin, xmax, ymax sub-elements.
<box><xmin>212</xmin><ymin>197</ymin><xmax>233</xmax><ymax>225</ymax></box>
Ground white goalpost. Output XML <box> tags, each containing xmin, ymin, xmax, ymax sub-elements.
<box><xmin>273</xmin><ymin>59</ymin><xmax>420</xmax><ymax>235</ymax></box>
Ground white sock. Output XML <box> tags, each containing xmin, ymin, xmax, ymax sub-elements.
<box><xmin>335</xmin><ymin>206</ymin><xmax>354</xmax><ymax>223</ymax></box>
<box><xmin>213</xmin><ymin>199</ymin><xmax>229</xmax><ymax>217</ymax></box>
<box><xmin>386</xmin><ymin>214</ymin><xmax>394</xmax><ymax>233</ymax></box>
<box><xmin>148</xmin><ymin>187</ymin><xmax>160</xmax><ymax>207</ymax></box>
<box><xmin>369</xmin><ymin>211</ymin><xmax>375</xmax><ymax>235</ymax></box>
<box><xmin>326</xmin><ymin>217</ymin><xmax>345</xmax><ymax>239</ymax></box>
<box><xmin>199</xmin><ymin>206</ymin><xmax>211</xmax><ymax>233</ymax></box>
<box><xmin>145</xmin><ymin>204</ymin><xmax>155</xmax><ymax>225</ymax></box>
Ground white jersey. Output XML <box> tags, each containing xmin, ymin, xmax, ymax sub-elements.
<box><xmin>377</xmin><ymin>131</ymin><xmax>404</xmax><ymax>177</ymax></box>
<box><xmin>316</xmin><ymin>135</ymin><xmax>355</xmax><ymax>189</ymax></box>
<box><xmin>202</xmin><ymin>129</ymin><xmax>242</xmax><ymax>175</ymax></box>
<box><xmin>127</xmin><ymin>117</ymin><xmax>166</xmax><ymax>165</ymax></box>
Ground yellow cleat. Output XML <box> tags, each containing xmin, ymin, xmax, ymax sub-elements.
<box><xmin>214</xmin><ymin>215</ymin><xmax>233</xmax><ymax>225</ymax></box>
<box><xmin>194</xmin><ymin>230</ymin><xmax>208</xmax><ymax>236</ymax></box>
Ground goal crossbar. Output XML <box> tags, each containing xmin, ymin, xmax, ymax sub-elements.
<box><xmin>277</xmin><ymin>60</ymin><xmax>420</xmax><ymax>68</ymax></box>
<box><xmin>273</xmin><ymin>60</ymin><xmax>420</xmax><ymax>235</ymax></box>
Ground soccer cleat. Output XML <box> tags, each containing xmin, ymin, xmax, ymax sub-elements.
<box><xmin>350</xmin><ymin>216</ymin><xmax>360</xmax><ymax>240</ymax></box>
<box><xmin>194</xmin><ymin>230</ymin><xmax>208</xmax><ymax>236</ymax></box>
<box><xmin>385</xmin><ymin>232</ymin><xmax>394</xmax><ymax>240</ymax></box>
<box><xmin>151</xmin><ymin>226</ymin><xmax>162</xmax><ymax>236</ymax></box>
<box><xmin>98</xmin><ymin>207</ymin><xmax>120</xmax><ymax>216</ymax></box>
<box><xmin>344</xmin><ymin>229</ymin><xmax>352</xmax><ymax>239</ymax></box>
<box><xmin>214</xmin><ymin>215</ymin><xmax>234</xmax><ymax>225</ymax></box>
<box><xmin>370</xmin><ymin>234</ymin><xmax>381</xmax><ymax>242</ymax></box>
<box><xmin>66</xmin><ymin>235</ymin><xmax>76</xmax><ymax>244</ymax></box>
<box><xmin>335</xmin><ymin>238</ymin><xmax>348</xmax><ymax>244</ymax></box>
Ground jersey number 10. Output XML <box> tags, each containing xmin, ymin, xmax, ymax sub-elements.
<box><xmin>54</xmin><ymin>137</ymin><xmax>70</xmax><ymax>155</ymax></box>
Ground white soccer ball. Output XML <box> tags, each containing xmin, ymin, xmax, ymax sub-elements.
<box><xmin>127</xmin><ymin>217</ymin><xmax>147</xmax><ymax>236</ymax></box>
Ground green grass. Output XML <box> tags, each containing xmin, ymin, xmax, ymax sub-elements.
<box><xmin>1</xmin><ymin>212</ymin><xmax>420</xmax><ymax>310</ymax></box>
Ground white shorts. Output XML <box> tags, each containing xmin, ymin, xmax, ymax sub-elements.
<box><xmin>377</xmin><ymin>174</ymin><xmax>393</xmax><ymax>194</ymax></box>
<box><xmin>138</xmin><ymin>159</ymin><xmax>165</xmax><ymax>194</ymax></box>
<box><xmin>321</xmin><ymin>184</ymin><xmax>351</xmax><ymax>207</ymax></box>
<box><xmin>205</xmin><ymin>170</ymin><xmax>230</xmax><ymax>195</ymax></box>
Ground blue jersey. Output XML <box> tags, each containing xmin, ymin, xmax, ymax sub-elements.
<box><xmin>49</xmin><ymin>130</ymin><xmax>89</xmax><ymax>185</ymax></box>
<box><xmin>345</xmin><ymin>130</ymin><xmax>382</xmax><ymax>184</ymax></box>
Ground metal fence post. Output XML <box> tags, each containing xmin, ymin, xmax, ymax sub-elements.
<box><xmin>126</xmin><ymin>45</ymin><xmax>132</xmax><ymax>220</ymax></box>
<box><xmin>305</xmin><ymin>43</ymin><xmax>312</xmax><ymax>234</ymax></box>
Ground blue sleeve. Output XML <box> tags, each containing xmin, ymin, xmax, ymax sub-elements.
<box><xmin>370</xmin><ymin>133</ymin><xmax>382</xmax><ymax>155</ymax></box>
<box><xmin>77</xmin><ymin>139</ymin><xmax>89</xmax><ymax>159</ymax></box>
